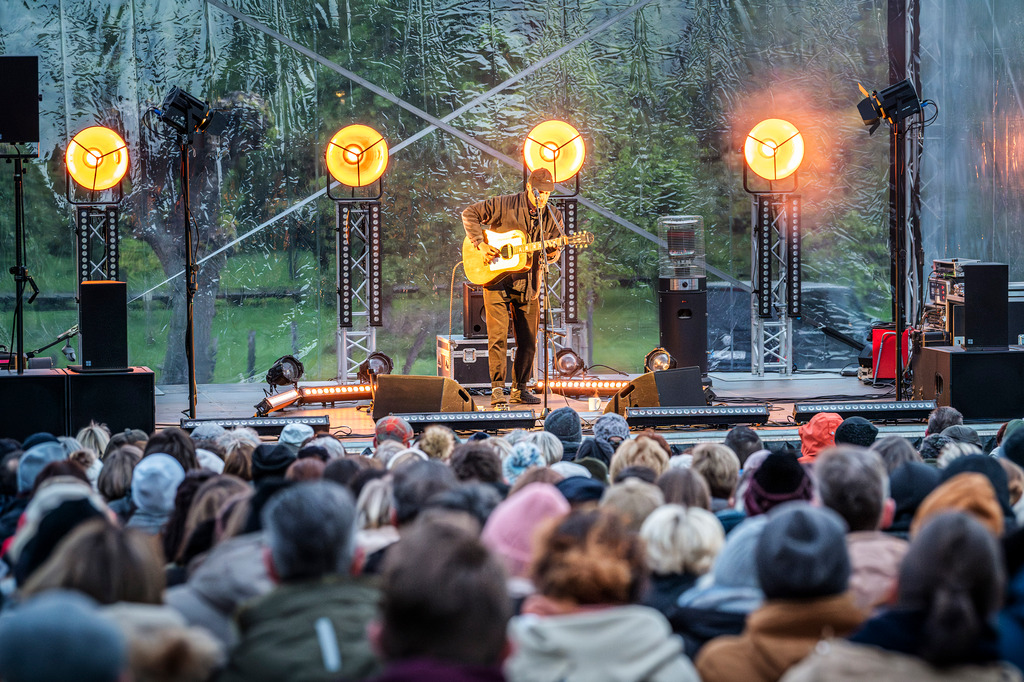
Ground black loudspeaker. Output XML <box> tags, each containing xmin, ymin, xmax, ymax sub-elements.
<box><xmin>658</xmin><ymin>286</ymin><xmax>708</xmax><ymax>373</ymax></box>
<box><xmin>371</xmin><ymin>375</ymin><xmax>475</xmax><ymax>421</ymax></box>
<box><xmin>0</xmin><ymin>369</ymin><xmax>68</xmax><ymax>440</ymax></box>
<box><xmin>463</xmin><ymin>283</ymin><xmax>487</xmax><ymax>339</ymax></box>
<box><xmin>604</xmin><ymin>366</ymin><xmax>707</xmax><ymax>416</ymax></box>
<box><xmin>79</xmin><ymin>280</ymin><xmax>128</xmax><ymax>371</ymax></box>
<box><xmin>962</xmin><ymin>263</ymin><xmax>1008</xmax><ymax>350</ymax></box>
<box><xmin>67</xmin><ymin>367</ymin><xmax>156</xmax><ymax>435</ymax></box>
<box><xmin>912</xmin><ymin>346</ymin><xmax>1024</xmax><ymax>420</ymax></box>
<box><xmin>0</xmin><ymin>56</ymin><xmax>40</xmax><ymax>143</ymax></box>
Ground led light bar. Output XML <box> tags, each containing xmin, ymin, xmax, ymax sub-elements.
<box><xmin>180</xmin><ymin>415</ymin><xmax>330</xmax><ymax>436</ymax></box>
<box><xmin>395</xmin><ymin>411</ymin><xmax>537</xmax><ymax>433</ymax></box>
<box><xmin>625</xmin><ymin>405</ymin><xmax>771</xmax><ymax>428</ymax></box>
<box><xmin>792</xmin><ymin>400</ymin><xmax>936</xmax><ymax>423</ymax></box>
<box><xmin>536</xmin><ymin>379</ymin><xmax>630</xmax><ymax>396</ymax></box>
<box><xmin>254</xmin><ymin>388</ymin><xmax>301</xmax><ymax>416</ymax></box>
<box><xmin>299</xmin><ymin>384</ymin><xmax>374</xmax><ymax>403</ymax></box>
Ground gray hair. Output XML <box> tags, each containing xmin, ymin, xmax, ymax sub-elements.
<box><xmin>525</xmin><ymin>431</ymin><xmax>564</xmax><ymax>466</ymax></box>
<box><xmin>262</xmin><ymin>481</ymin><xmax>357</xmax><ymax>582</ymax></box>
<box><xmin>815</xmin><ymin>446</ymin><xmax>889</xmax><ymax>532</ymax></box>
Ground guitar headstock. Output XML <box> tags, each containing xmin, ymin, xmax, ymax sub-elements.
<box><xmin>568</xmin><ymin>231</ymin><xmax>595</xmax><ymax>248</ymax></box>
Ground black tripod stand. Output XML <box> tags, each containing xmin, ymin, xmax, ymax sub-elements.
<box><xmin>3</xmin><ymin>148</ymin><xmax>40</xmax><ymax>374</ymax></box>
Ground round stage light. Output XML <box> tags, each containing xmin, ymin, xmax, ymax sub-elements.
<box><xmin>644</xmin><ymin>347</ymin><xmax>677</xmax><ymax>373</ymax></box>
<box><xmin>66</xmin><ymin>126</ymin><xmax>129</xmax><ymax>191</ymax></box>
<box><xmin>266</xmin><ymin>354</ymin><xmax>305</xmax><ymax>387</ymax></box>
<box><xmin>554</xmin><ymin>349</ymin><xmax>585</xmax><ymax>378</ymax></box>
<box><xmin>358</xmin><ymin>351</ymin><xmax>394</xmax><ymax>384</ymax></box>
<box><xmin>524</xmin><ymin>120</ymin><xmax>586</xmax><ymax>183</ymax></box>
<box><xmin>326</xmin><ymin>124</ymin><xmax>389</xmax><ymax>187</ymax></box>
<box><xmin>744</xmin><ymin>118</ymin><xmax>804</xmax><ymax>181</ymax></box>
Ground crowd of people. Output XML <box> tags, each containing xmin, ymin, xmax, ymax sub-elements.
<box><xmin>0</xmin><ymin>403</ymin><xmax>1024</xmax><ymax>681</ymax></box>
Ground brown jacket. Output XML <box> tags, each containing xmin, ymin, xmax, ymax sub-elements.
<box><xmin>695</xmin><ymin>593</ymin><xmax>866</xmax><ymax>682</ymax></box>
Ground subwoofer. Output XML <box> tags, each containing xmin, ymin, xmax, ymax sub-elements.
<box><xmin>371</xmin><ymin>375</ymin><xmax>475</xmax><ymax>421</ymax></box>
<box><xmin>604</xmin><ymin>366</ymin><xmax>707</xmax><ymax>416</ymax></box>
<box><xmin>0</xmin><ymin>369</ymin><xmax>68</xmax><ymax>440</ymax></box>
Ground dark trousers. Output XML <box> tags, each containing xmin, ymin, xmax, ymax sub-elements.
<box><xmin>483</xmin><ymin>286</ymin><xmax>538</xmax><ymax>388</ymax></box>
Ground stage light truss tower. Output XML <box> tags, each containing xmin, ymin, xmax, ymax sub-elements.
<box><xmin>751</xmin><ymin>194</ymin><xmax>801</xmax><ymax>375</ymax></box>
<box><xmin>336</xmin><ymin>201</ymin><xmax>383</xmax><ymax>382</ymax></box>
<box><xmin>539</xmin><ymin>197</ymin><xmax>588</xmax><ymax>375</ymax></box>
<box><xmin>76</xmin><ymin>206</ymin><xmax>120</xmax><ymax>283</ymax></box>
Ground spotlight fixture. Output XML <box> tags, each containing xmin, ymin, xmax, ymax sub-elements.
<box><xmin>644</xmin><ymin>347</ymin><xmax>677</xmax><ymax>373</ymax></box>
<box><xmin>156</xmin><ymin>87</ymin><xmax>213</xmax><ymax>136</ymax></box>
<box><xmin>553</xmin><ymin>348</ymin><xmax>585</xmax><ymax>378</ymax></box>
<box><xmin>265</xmin><ymin>355</ymin><xmax>305</xmax><ymax>387</ymax></box>
<box><xmin>524</xmin><ymin>120</ymin><xmax>586</xmax><ymax>183</ymax></box>
<box><xmin>66</xmin><ymin>126</ymin><xmax>129</xmax><ymax>191</ymax></box>
<box><xmin>357</xmin><ymin>351</ymin><xmax>393</xmax><ymax>384</ymax></box>
<box><xmin>744</xmin><ymin>119</ymin><xmax>804</xmax><ymax>181</ymax></box>
<box><xmin>857</xmin><ymin>79</ymin><xmax>923</xmax><ymax>135</ymax></box>
<box><xmin>326</xmin><ymin>124</ymin><xmax>389</xmax><ymax>188</ymax></box>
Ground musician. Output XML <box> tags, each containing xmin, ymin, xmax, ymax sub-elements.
<box><xmin>462</xmin><ymin>168</ymin><xmax>564</xmax><ymax>407</ymax></box>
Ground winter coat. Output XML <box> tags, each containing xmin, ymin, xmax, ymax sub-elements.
<box><xmin>165</xmin><ymin>532</ymin><xmax>273</xmax><ymax>649</ymax></box>
<box><xmin>642</xmin><ymin>572</ymin><xmax>699</xmax><ymax>617</ymax></box>
<box><xmin>695</xmin><ymin>593</ymin><xmax>866</xmax><ymax>682</ymax></box>
<box><xmin>370</xmin><ymin>658</ymin><xmax>506</xmax><ymax>682</ymax></box>
<box><xmin>217</xmin><ymin>575</ymin><xmax>381</xmax><ymax>682</ymax></box>
<box><xmin>781</xmin><ymin>638</ymin><xmax>1022</xmax><ymax>682</ymax></box>
<box><xmin>846</xmin><ymin>531</ymin><xmax>907</xmax><ymax>612</ymax></box>
<box><xmin>505</xmin><ymin>604</ymin><xmax>698</xmax><ymax>682</ymax></box>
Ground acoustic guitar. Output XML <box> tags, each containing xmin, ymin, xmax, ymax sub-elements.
<box><xmin>462</xmin><ymin>229</ymin><xmax>595</xmax><ymax>287</ymax></box>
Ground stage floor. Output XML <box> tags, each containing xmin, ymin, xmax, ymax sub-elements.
<box><xmin>158</xmin><ymin>370</ymin><xmax>971</xmax><ymax>453</ymax></box>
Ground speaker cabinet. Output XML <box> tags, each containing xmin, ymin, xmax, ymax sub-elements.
<box><xmin>463</xmin><ymin>283</ymin><xmax>487</xmax><ymax>339</ymax></box>
<box><xmin>658</xmin><ymin>287</ymin><xmax>708</xmax><ymax>373</ymax></box>
<box><xmin>80</xmin><ymin>280</ymin><xmax>128</xmax><ymax>371</ymax></box>
<box><xmin>67</xmin><ymin>367</ymin><xmax>156</xmax><ymax>435</ymax></box>
<box><xmin>912</xmin><ymin>346</ymin><xmax>1024</xmax><ymax>420</ymax></box>
<box><xmin>0</xmin><ymin>56</ymin><xmax>39</xmax><ymax>143</ymax></box>
<box><xmin>961</xmin><ymin>263</ymin><xmax>1008</xmax><ymax>350</ymax></box>
<box><xmin>604</xmin><ymin>366</ymin><xmax>707</xmax><ymax>416</ymax></box>
<box><xmin>371</xmin><ymin>375</ymin><xmax>475</xmax><ymax>421</ymax></box>
<box><xmin>0</xmin><ymin>369</ymin><xmax>68</xmax><ymax>440</ymax></box>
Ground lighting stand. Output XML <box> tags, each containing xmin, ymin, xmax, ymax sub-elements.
<box><xmin>177</xmin><ymin>134</ymin><xmax>199</xmax><ymax>418</ymax></box>
<box><xmin>2</xmin><ymin>149</ymin><xmax>40</xmax><ymax>374</ymax></box>
<box><xmin>892</xmin><ymin>121</ymin><xmax>908</xmax><ymax>401</ymax></box>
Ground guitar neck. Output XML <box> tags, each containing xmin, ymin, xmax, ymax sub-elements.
<box><xmin>512</xmin><ymin>234</ymin><xmax>572</xmax><ymax>255</ymax></box>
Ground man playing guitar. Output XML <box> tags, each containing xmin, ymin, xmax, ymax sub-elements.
<box><xmin>461</xmin><ymin>168</ymin><xmax>563</xmax><ymax>407</ymax></box>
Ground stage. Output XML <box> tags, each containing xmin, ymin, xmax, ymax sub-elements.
<box><xmin>157</xmin><ymin>370</ymin><xmax>991</xmax><ymax>453</ymax></box>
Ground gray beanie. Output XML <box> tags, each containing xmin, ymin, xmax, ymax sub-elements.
<box><xmin>941</xmin><ymin>424</ymin><xmax>981</xmax><ymax>447</ymax></box>
<box><xmin>544</xmin><ymin>407</ymin><xmax>583</xmax><ymax>444</ymax></box>
<box><xmin>756</xmin><ymin>502</ymin><xmax>850</xmax><ymax>600</ymax></box>
<box><xmin>131</xmin><ymin>453</ymin><xmax>186</xmax><ymax>515</ymax></box>
<box><xmin>17</xmin><ymin>442</ymin><xmax>67</xmax><ymax>494</ymax></box>
<box><xmin>593</xmin><ymin>413</ymin><xmax>630</xmax><ymax>445</ymax></box>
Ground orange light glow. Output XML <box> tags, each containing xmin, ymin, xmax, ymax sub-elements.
<box><xmin>326</xmin><ymin>125</ymin><xmax>389</xmax><ymax>187</ymax></box>
<box><xmin>524</xmin><ymin>120</ymin><xmax>586</xmax><ymax>182</ymax></box>
<box><xmin>744</xmin><ymin>119</ymin><xmax>804</xmax><ymax>181</ymax></box>
<box><xmin>66</xmin><ymin>126</ymin><xmax>129</xmax><ymax>191</ymax></box>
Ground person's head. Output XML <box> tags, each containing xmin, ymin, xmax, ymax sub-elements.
<box><xmin>815</xmin><ymin>446</ymin><xmax>890</xmax><ymax>532</ymax></box>
<box><xmin>277</xmin><ymin>423</ymin><xmax>314</xmax><ymax>454</ymax></box>
<box><xmin>415</xmin><ymin>425</ymin><xmax>457</xmax><ymax>462</ymax></box>
<box><xmin>599</xmin><ymin>478</ymin><xmax>665</xmax><ymax>532</ymax></box>
<box><xmin>640</xmin><ymin>504</ymin><xmax>724</xmax><ymax>576</ymax></box>
<box><xmin>524</xmin><ymin>431</ymin><xmax>564</xmax><ymax>466</ymax></box>
<box><xmin>378</xmin><ymin>521</ymin><xmax>510</xmax><ymax>666</ymax></box>
<box><xmin>898</xmin><ymin>512</ymin><xmax>1004</xmax><ymax>667</ymax></box>
<box><xmin>103</xmin><ymin>429</ymin><xmax>149</xmax><ymax>459</ymax></box>
<box><xmin>481</xmin><ymin>482</ymin><xmax>569</xmax><ymax>578</ymax></box>
<box><xmin>911</xmin><ymin>473</ymin><xmax>1004</xmax><ymax>538</ymax></box>
<box><xmin>919</xmin><ymin>433</ymin><xmax>953</xmax><ymax>461</ymax></box>
<box><xmin>531</xmin><ymin>509</ymin><xmax>646</xmax><ymax>606</ymax></box>
<box><xmin>544</xmin><ymin>407</ymin><xmax>583</xmax><ymax>448</ymax></box>
<box><xmin>526</xmin><ymin>168</ymin><xmax>554</xmax><ymax>208</ymax></box>
<box><xmin>17</xmin><ymin>442</ymin><xmax>67</xmax><ymax>495</ymax></box>
<box><xmin>608</xmin><ymin>436</ymin><xmax>668</xmax><ymax>482</ymax></box>
<box><xmin>798</xmin><ymin>412</ymin><xmax>843</xmax><ymax>461</ymax></box>
<box><xmin>296</xmin><ymin>445</ymin><xmax>331</xmax><ymax>463</ymax></box>
<box><xmin>724</xmin><ymin>426</ymin><xmax>763</xmax><ymax>467</ymax></box>
<box><xmin>422</xmin><ymin>483</ymin><xmax>503</xmax><ymax>530</ymax></box>
<box><xmin>0</xmin><ymin>590</ymin><xmax>127</xmax><ymax>682</ymax></box>
<box><xmin>21</xmin><ymin>519</ymin><xmax>165</xmax><ymax>604</ymax></box>
<box><xmin>356</xmin><ymin>476</ymin><xmax>393</xmax><ymax>530</ymax></box>
<box><xmin>742</xmin><ymin>452</ymin><xmax>813</xmax><ymax>516</ymax></box>
<box><xmin>222</xmin><ymin>441</ymin><xmax>253</xmax><ymax>481</ymax></box>
<box><xmin>176</xmin><ymin>475</ymin><xmax>249</xmax><ymax>563</ymax></box>
<box><xmin>926</xmin><ymin>405</ymin><xmax>963</xmax><ymax>436</ymax></box>
<box><xmin>593</xmin><ymin>413</ymin><xmax>630</xmax><ymax>451</ymax></box>
<box><xmin>942</xmin><ymin>454</ymin><xmax>1013</xmax><ymax>518</ymax></box>
<box><xmin>888</xmin><ymin>461</ymin><xmax>942</xmax><ymax>532</ymax></box>
<box><xmin>322</xmin><ymin>457</ymin><xmax>364</xmax><ymax>489</ymax></box>
<box><xmin>262</xmin><ymin>481</ymin><xmax>357</xmax><ymax>582</ymax></box>
<box><xmin>143</xmin><ymin>427</ymin><xmax>198</xmax><ymax>472</ymax></box>
<box><xmin>285</xmin><ymin>458</ymin><xmax>325</xmax><ymax>482</ymax></box>
<box><xmin>1000</xmin><ymin>458</ymin><xmax>1024</xmax><ymax>507</ymax></box>
<box><xmin>940</xmin><ymin>424</ymin><xmax>981</xmax><ymax>449</ymax></box>
<box><xmin>502</xmin><ymin>441</ymin><xmax>546</xmax><ymax>486</ymax></box>
<box><xmin>251</xmin><ymin>443</ymin><xmax>297</xmax><ymax>483</ymax></box>
<box><xmin>391</xmin><ymin>460</ymin><xmax>458</xmax><ymax>527</ymax></box>
<box><xmin>656</xmin><ymin>468</ymin><xmax>712</xmax><ymax>510</ymax></box>
<box><xmin>937</xmin><ymin>441</ymin><xmax>983</xmax><ymax>470</ymax></box>
<box><xmin>31</xmin><ymin>460</ymin><xmax>89</xmax><ymax>495</ymax></box>
<box><xmin>75</xmin><ymin>422</ymin><xmax>110</xmax><ymax>461</ymax></box>
<box><xmin>612</xmin><ymin>466</ymin><xmax>657</xmax><ymax>485</ymax></box>
<box><xmin>131</xmin><ymin>453</ymin><xmax>187</xmax><ymax>518</ymax></box>
<box><xmin>869</xmin><ymin>435</ymin><xmax>922</xmax><ymax>474</ymax></box>
<box><xmin>307</xmin><ymin>435</ymin><xmax>348</xmax><ymax>460</ymax></box>
<box><xmin>374</xmin><ymin>416</ymin><xmax>414</xmax><ymax>448</ymax></box>
<box><xmin>756</xmin><ymin>503</ymin><xmax>850</xmax><ymax>600</ymax></box>
<box><xmin>508</xmin><ymin>466</ymin><xmax>564</xmax><ymax>495</ymax></box>
<box><xmin>834</xmin><ymin>416</ymin><xmax>878</xmax><ymax>448</ymax></box>
<box><xmin>690</xmin><ymin>443</ymin><xmax>741</xmax><ymax>501</ymax></box>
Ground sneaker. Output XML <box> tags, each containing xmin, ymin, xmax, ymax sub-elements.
<box><xmin>490</xmin><ymin>387</ymin><xmax>507</xmax><ymax>406</ymax></box>
<box><xmin>510</xmin><ymin>387</ymin><xmax>541</xmax><ymax>405</ymax></box>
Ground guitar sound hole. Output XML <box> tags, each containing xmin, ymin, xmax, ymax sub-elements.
<box><xmin>500</xmin><ymin>245</ymin><xmax>512</xmax><ymax>259</ymax></box>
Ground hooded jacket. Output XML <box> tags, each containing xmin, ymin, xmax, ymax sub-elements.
<box><xmin>505</xmin><ymin>604</ymin><xmax>698</xmax><ymax>682</ymax></box>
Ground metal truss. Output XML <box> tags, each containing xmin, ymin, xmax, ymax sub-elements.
<box><xmin>336</xmin><ymin>201</ymin><xmax>382</xmax><ymax>382</ymax></box>
<box><xmin>539</xmin><ymin>198</ymin><xmax>587</xmax><ymax>375</ymax></box>
<box><xmin>751</xmin><ymin>194</ymin><xmax>801</xmax><ymax>375</ymax></box>
<box><xmin>76</xmin><ymin>205</ymin><xmax>120</xmax><ymax>284</ymax></box>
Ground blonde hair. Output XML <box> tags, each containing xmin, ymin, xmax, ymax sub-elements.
<box><xmin>690</xmin><ymin>443</ymin><xmax>740</xmax><ymax>499</ymax></box>
<box><xmin>75</xmin><ymin>422</ymin><xmax>110</xmax><ymax>461</ymax></box>
<box><xmin>357</xmin><ymin>476</ymin><xmax>393</xmax><ymax>530</ymax></box>
<box><xmin>525</xmin><ymin>431</ymin><xmax>564</xmax><ymax>466</ymax></box>
<box><xmin>1000</xmin><ymin>458</ymin><xmax>1024</xmax><ymax>507</ymax></box>
<box><xmin>416</xmin><ymin>426</ymin><xmax>456</xmax><ymax>462</ymax></box>
<box><xmin>609</xmin><ymin>436</ymin><xmax>669</xmax><ymax>482</ymax></box>
<box><xmin>639</xmin><ymin>504</ymin><xmax>724</xmax><ymax>575</ymax></box>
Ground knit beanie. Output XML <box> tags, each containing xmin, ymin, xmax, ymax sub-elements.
<box><xmin>131</xmin><ymin>453</ymin><xmax>186</xmax><ymax>516</ymax></box>
<box><xmin>911</xmin><ymin>472</ymin><xmax>1003</xmax><ymax>538</ymax></box>
<box><xmin>555</xmin><ymin>477</ymin><xmax>606</xmax><ymax>505</ymax></box>
<box><xmin>743</xmin><ymin>453</ymin><xmax>813</xmax><ymax>517</ymax></box>
<box><xmin>798</xmin><ymin>412</ymin><xmax>843</xmax><ymax>462</ymax></box>
<box><xmin>502</xmin><ymin>442</ymin><xmax>545</xmax><ymax>486</ymax></box>
<box><xmin>550</xmin><ymin>462</ymin><xmax>591</xmax><ymax>479</ymax></box>
<box><xmin>709</xmin><ymin>515</ymin><xmax>768</xmax><ymax>590</ymax></box>
<box><xmin>544</xmin><ymin>407</ymin><xmax>583</xmax><ymax>446</ymax></box>
<box><xmin>374</xmin><ymin>416</ymin><xmax>414</xmax><ymax>446</ymax></box>
<box><xmin>0</xmin><ymin>591</ymin><xmax>126</xmax><ymax>682</ymax></box>
<box><xmin>593</xmin><ymin>413</ymin><xmax>630</xmax><ymax>446</ymax></box>
<box><xmin>756</xmin><ymin>503</ymin><xmax>850</xmax><ymax>600</ymax></box>
<box><xmin>20</xmin><ymin>433</ymin><xmax>58</xmax><ymax>451</ymax></box>
<box><xmin>251</xmin><ymin>443</ymin><xmax>297</xmax><ymax>481</ymax></box>
<box><xmin>17</xmin><ymin>442</ymin><xmax>67</xmax><ymax>494</ymax></box>
<box><xmin>834</xmin><ymin>416</ymin><xmax>879</xmax><ymax>448</ymax></box>
<box><xmin>1004</xmin><ymin>427</ymin><xmax>1024</xmax><ymax>469</ymax></box>
<box><xmin>576</xmin><ymin>457</ymin><xmax>609</xmax><ymax>483</ymax></box>
<box><xmin>889</xmin><ymin>461</ymin><xmax>941</xmax><ymax>531</ymax></box>
<box><xmin>941</xmin><ymin>424</ymin><xmax>981</xmax><ymax>447</ymax></box>
<box><xmin>576</xmin><ymin>438</ymin><xmax>614</xmax><ymax>466</ymax></box>
<box><xmin>481</xmin><ymin>482</ymin><xmax>570</xmax><ymax>578</ymax></box>
<box><xmin>277</xmin><ymin>423</ymin><xmax>314</xmax><ymax>453</ymax></box>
